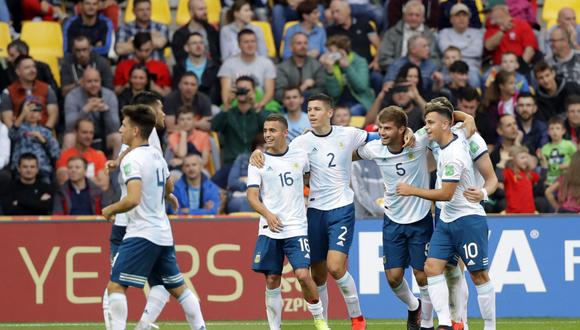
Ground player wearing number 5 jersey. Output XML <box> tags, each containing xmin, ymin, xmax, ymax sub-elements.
<box><xmin>247</xmin><ymin>113</ymin><xmax>329</xmax><ymax>330</ymax></box>
<box><xmin>397</xmin><ymin>98</ymin><xmax>496</xmax><ymax>330</ymax></box>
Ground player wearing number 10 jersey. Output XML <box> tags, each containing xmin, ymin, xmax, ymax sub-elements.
<box><xmin>247</xmin><ymin>113</ymin><xmax>329</xmax><ymax>330</ymax></box>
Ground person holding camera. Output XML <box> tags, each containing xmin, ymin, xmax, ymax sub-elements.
<box><xmin>211</xmin><ymin>75</ymin><xmax>270</xmax><ymax>189</ymax></box>
<box><xmin>321</xmin><ymin>34</ymin><xmax>375</xmax><ymax>116</ymax></box>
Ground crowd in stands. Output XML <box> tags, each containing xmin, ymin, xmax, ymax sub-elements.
<box><xmin>1</xmin><ymin>0</ymin><xmax>580</xmax><ymax>216</ymax></box>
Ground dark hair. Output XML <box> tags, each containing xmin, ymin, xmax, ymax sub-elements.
<box><xmin>378</xmin><ymin>106</ymin><xmax>408</xmax><ymax>128</ymax></box>
<box><xmin>533</xmin><ymin>60</ymin><xmax>555</xmax><ymax>76</ymax></box>
<box><xmin>18</xmin><ymin>153</ymin><xmax>37</xmax><ymax>166</ymax></box>
<box><xmin>132</xmin><ymin>90</ymin><xmax>161</xmax><ymax>107</ymax></box>
<box><xmin>72</xmin><ymin>35</ymin><xmax>91</xmax><ymax>47</ymax></box>
<box><xmin>443</xmin><ymin>45</ymin><xmax>461</xmax><ymax>55</ymax></box>
<box><xmin>122</xmin><ymin>104</ymin><xmax>157</xmax><ymax>139</ymax></box>
<box><xmin>14</xmin><ymin>55</ymin><xmax>34</xmax><ymax>68</ymax></box>
<box><xmin>396</xmin><ymin>63</ymin><xmax>424</xmax><ymax>95</ymax></box>
<box><xmin>187</xmin><ymin>31</ymin><xmax>204</xmax><ymax>41</ymax></box>
<box><xmin>307</xmin><ymin>93</ymin><xmax>334</xmax><ymax>109</ymax></box>
<box><xmin>235</xmin><ymin>75</ymin><xmax>256</xmax><ymax>89</ymax></box>
<box><xmin>67</xmin><ymin>156</ymin><xmax>88</xmax><ymax>169</ymax></box>
<box><xmin>265</xmin><ymin>113</ymin><xmax>288</xmax><ymax>129</ymax></box>
<box><xmin>516</xmin><ymin>91</ymin><xmax>536</xmax><ymax>103</ymax></box>
<box><xmin>133</xmin><ymin>32</ymin><xmax>152</xmax><ymax>50</ymax></box>
<box><xmin>180</xmin><ymin>71</ymin><xmax>199</xmax><ymax>83</ymax></box>
<box><xmin>297</xmin><ymin>0</ymin><xmax>318</xmax><ymax>20</ymax></box>
<box><xmin>282</xmin><ymin>86</ymin><xmax>302</xmax><ymax>97</ymax></box>
<box><xmin>74</xmin><ymin>118</ymin><xmax>94</xmax><ymax>131</ymax></box>
<box><xmin>226</xmin><ymin>0</ymin><xmax>251</xmax><ymax>24</ymax></box>
<box><xmin>482</xmin><ymin>70</ymin><xmax>514</xmax><ymax>108</ymax></box>
<box><xmin>177</xmin><ymin>104</ymin><xmax>194</xmax><ymax>118</ymax></box>
<box><xmin>457</xmin><ymin>86</ymin><xmax>481</xmax><ymax>103</ymax></box>
<box><xmin>326</xmin><ymin>34</ymin><xmax>351</xmax><ymax>52</ymax></box>
<box><xmin>7</xmin><ymin>40</ymin><xmax>29</xmax><ymax>55</ymax></box>
<box><xmin>548</xmin><ymin>116</ymin><xmax>565</xmax><ymax>127</ymax></box>
<box><xmin>449</xmin><ymin>60</ymin><xmax>469</xmax><ymax>74</ymax></box>
<box><xmin>133</xmin><ymin>0</ymin><xmax>150</xmax><ymax>9</ymax></box>
<box><xmin>425</xmin><ymin>97</ymin><xmax>454</xmax><ymax>120</ymax></box>
<box><xmin>497</xmin><ymin>114</ymin><xmax>514</xmax><ymax>128</ymax></box>
<box><xmin>237</xmin><ymin>28</ymin><xmax>256</xmax><ymax>43</ymax></box>
<box><xmin>565</xmin><ymin>94</ymin><xmax>580</xmax><ymax>110</ymax></box>
<box><xmin>128</xmin><ymin>64</ymin><xmax>152</xmax><ymax>90</ymax></box>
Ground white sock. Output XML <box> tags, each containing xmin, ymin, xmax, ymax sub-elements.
<box><xmin>307</xmin><ymin>300</ymin><xmax>325</xmax><ymax>320</ymax></box>
<box><xmin>139</xmin><ymin>285</ymin><xmax>170</xmax><ymax>324</ymax></box>
<box><xmin>103</xmin><ymin>288</ymin><xmax>111</xmax><ymax>330</ymax></box>
<box><xmin>265</xmin><ymin>287</ymin><xmax>283</xmax><ymax>330</ymax></box>
<box><xmin>427</xmin><ymin>275</ymin><xmax>452</xmax><ymax>327</ymax></box>
<box><xmin>444</xmin><ymin>265</ymin><xmax>463</xmax><ymax>321</ymax></box>
<box><xmin>392</xmin><ymin>278</ymin><xmax>419</xmax><ymax>311</ymax></box>
<box><xmin>419</xmin><ymin>285</ymin><xmax>433</xmax><ymax>328</ymax></box>
<box><xmin>317</xmin><ymin>283</ymin><xmax>329</xmax><ymax>321</ymax></box>
<box><xmin>336</xmin><ymin>272</ymin><xmax>362</xmax><ymax>318</ymax></box>
<box><xmin>461</xmin><ymin>271</ymin><xmax>470</xmax><ymax>329</ymax></box>
<box><xmin>108</xmin><ymin>292</ymin><xmax>127</xmax><ymax>330</ymax></box>
<box><xmin>476</xmin><ymin>281</ymin><xmax>496</xmax><ymax>330</ymax></box>
<box><xmin>178</xmin><ymin>288</ymin><xmax>206</xmax><ymax>330</ymax></box>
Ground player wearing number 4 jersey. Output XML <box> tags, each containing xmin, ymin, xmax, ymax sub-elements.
<box><xmin>251</xmin><ymin>94</ymin><xmax>375</xmax><ymax>329</ymax></box>
<box><xmin>247</xmin><ymin>113</ymin><xmax>329</xmax><ymax>330</ymax></box>
<box><xmin>397</xmin><ymin>98</ymin><xmax>496</xmax><ymax>330</ymax></box>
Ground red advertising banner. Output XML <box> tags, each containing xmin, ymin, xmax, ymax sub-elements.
<box><xmin>0</xmin><ymin>219</ymin><xmax>345</xmax><ymax>322</ymax></box>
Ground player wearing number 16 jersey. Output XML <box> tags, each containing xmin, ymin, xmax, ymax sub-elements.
<box><xmin>247</xmin><ymin>113</ymin><xmax>329</xmax><ymax>330</ymax></box>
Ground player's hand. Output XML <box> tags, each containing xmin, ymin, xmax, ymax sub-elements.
<box><xmin>105</xmin><ymin>159</ymin><xmax>119</xmax><ymax>175</ymax></box>
<box><xmin>102</xmin><ymin>205</ymin><xmax>115</xmax><ymax>222</ymax></box>
<box><xmin>402</xmin><ymin>127</ymin><xmax>416</xmax><ymax>148</ymax></box>
<box><xmin>462</xmin><ymin>115</ymin><xmax>476</xmax><ymax>138</ymax></box>
<box><xmin>249</xmin><ymin>149</ymin><xmax>265</xmax><ymax>168</ymax></box>
<box><xmin>266</xmin><ymin>213</ymin><xmax>284</xmax><ymax>233</ymax></box>
<box><xmin>166</xmin><ymin>193</ymin><xmax>179</xmax><ymax>211</ymax></box>
<box><xmin>463</xmin><ymin>187</ymin><xmax>484</xmax><ymax>203</ymax></box>
<box><xmin>396</xmin><ymin>182</ymin><xmax>414</xmax><ymax>196</ymax></box>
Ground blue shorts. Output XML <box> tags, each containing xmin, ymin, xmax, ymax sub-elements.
<box><xmin>111</xmin><ymin>237</ymin><xmax>185</xmax><ymax>289</ymax></box>
<box><xmin>109</xmin><ymin>225</ymin><xmax>127</xmax><ymax>261</ymax></box>
<box><xmin>307</xmin><ymin>203</ymin><xmax>355</xmax><ymax>262</ymax></box>
<box><xmin>433</xmin><ymin>208</ymin><xmax>460</xmax><ymax>267</ymax></box>
<box><xmin>428</xmin><ymin>215</ymin><xmax>489</xmax><ymax>272</ymax></box>
<box><xmin>383</xmin><ymin>212</ymin><xmax>433</xmax><ymax>271</ymax></box>
<box><xmin>251</xmin><ymin>235</ymin><xmax>311</xmax><ymax>275</ymax></box>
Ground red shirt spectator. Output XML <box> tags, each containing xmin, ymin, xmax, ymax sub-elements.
<box><xmin>56</xmin><ymin>147</ymin><xmax>106</xmax><ymax>180</ymax></box>
<box><xmin>504</xmin><ymin>167</ymin><xmax>539</xmax><ymax>213</ymax></box>
<box><xmin>484</xmin><ymin>14</ymin><xmax>538</xmax><ymax>65</ymax></box>
<box><xmin>114</xmin><ymin>59</ymin><xmax>171</xmax><ymax>91</ymax></box>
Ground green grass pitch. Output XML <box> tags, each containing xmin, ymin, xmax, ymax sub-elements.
<box><xmin>1</xmin><ymin>319</ymin><xmax>579</xmax><ymax>330</ymax></box>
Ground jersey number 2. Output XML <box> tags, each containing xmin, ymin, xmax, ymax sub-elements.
<box><xmin>156</xmin><ymin>168</ymin><xmax>166</xmax><ymax>204</ymax></box>
<box><xmin>327</xmin><ymin>153</ymin><xmax>337</xmax><ymax>168</ymax></box>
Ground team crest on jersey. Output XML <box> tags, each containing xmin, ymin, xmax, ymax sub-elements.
<box><xmin>266</xmin><ymin>166</ymin><xmax>274</xmax><ymax>171</ymax></box>
<box><xmin>408</xmin><ymin>152</ymin><xmax>415</xmax><ymax>160</ymax></box>
<box><xmin>445</xmin><ymin>164</ymin><xmax>455</xmax><ymax>176</ymax></box>
<box><xmin>293</xmin><ymin>162</ymin><xmax>299</xmax><ymax>169</ymax></box>
<box><xmin>469</xmin><ymin>141</ymin><xmax>480</xmax><ymax>154</ymax></box>
<box><xmin>254</xmin><ymin>253</ymin><xmax>261</xmax><ymax>263</ymax></box>
<box><xmin>417</xmin><ymin>128</ymin><xmax>426</xmax><ymax>136</ymax></box>
<box><xmin>338</xmin><ymin>142</ymin><xmax>345</xmax><ymax>150</ymax></box>
<box><xmin>123</xmin><ymin>163</ymin><xmax>132</xmax><ymax>176</ymax></box>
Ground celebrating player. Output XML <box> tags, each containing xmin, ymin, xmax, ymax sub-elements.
<box><xmin>247</xmin><ymin>113</ymin><xmax>330</xmax><ymax>330</ymax></box>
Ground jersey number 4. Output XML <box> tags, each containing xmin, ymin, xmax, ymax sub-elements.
<box><xmin>156</xmin><ymin>168</ymin><xmax>166</xmax><ymax>204</ymax></box>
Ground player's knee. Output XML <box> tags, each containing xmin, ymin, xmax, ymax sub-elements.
<box><xmin>469</xmin><ymin>269</ymin><xmax>489</xmax><ymax>285</ymax></box>
<box><xmin>107</xmin><ymin>281</ymin><xmax>126</xmax><ymax>294</ymax></box>
<box><xmin>412</xmin><ymin>269</ymin><xmax>428</xmax><ymax>287</ymax></box>
<box><xmin>294</xmin><ymin>269</ymin><xmax>311</xmax><ymax>285</ymax></box>
<box><xmin>265</xmin><ymin>274</ymin><xmax>282</xmax><ymax>289</ymax></box>
<box><xmin>326</xmin><ymin>262</ymin><xmax>346</xmax><ymax>280</ymax></box>
<box><xmin>424</xmin><ymin>259</ymin><xmax>443</xmax><ymax>277</ymax></box>
<box><xmin>385</xmin><ymin>270</ymin><xmax>404</xmax><ymax>288</ymax></box>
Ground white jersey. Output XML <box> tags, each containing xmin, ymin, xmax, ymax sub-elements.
<box><xmin>436</xmin><ymin>134</ymin><xmax>486</xmax><ymax>222</ymax></box>
<box><xmin>290</xmin><ymin>125</ymin><xmax>368</xmax><ymax>210</ymax></box>
<box><xmin>357</xmin><ymin>128</ymin><xmax>432</xmax><ymax>224</ymax></box>
<box><xmin>115</xmin><ymin>128</ymin><xmax>162</xmax><ymax>226</ymax></box>
<box><xmin>120</xmin><ymin>145</ymin><xmax>173</xmax><ymax>246</ymax></box>
<box><xmin>247</xmin><ymin>147</ymin><xmax>310</xmax><ymax>239</ymax></box>
<box><xmin>430</xmin><ymin>124</ymin><xmax>488</xmax><ymax>210</ymax></box>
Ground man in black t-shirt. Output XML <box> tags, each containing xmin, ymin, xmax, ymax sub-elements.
<box><xmin>163</xmin><ymin>72</ymin><xmax>213</xmax><ymax>133</ymax></box>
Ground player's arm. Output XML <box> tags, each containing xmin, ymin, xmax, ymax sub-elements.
<box><xmin>427</xmin><ymin>149</ymin><xmax>437</xmax><ymax>172</ymax></box>
<box><xmin>102</xmin><ymin>179</ymin><xmax>142</xmax><ymax>221</ymax></box>
<box><xmin>105</xmin><ymin>147</ymin><xmax>132</xmax><ymax>174</ymax></box>
<box><xmin>396</xmin><ymin>181</ymin><xmax>459</xmax><ymax>202</ymax></box>
<box><xmin>246</xmin><ymin>187</ymin><xmax>283</xmax><ymax>232</ymax></box>
<box><xmin>452</xmin><ymin>111</ymin><xmax>476</xmax><ymax>138</ymax></box>
<box><xmin>464</xmin><ymin>153</ymin><xmax>498</xmax><ymax>203</ymax></box>
<box><xmin>249</xmin><ymin>149</ymin><xmax>265</xmax><ymax>168</ymax></box>
<box><xmin>165</xmin><ymin>176</ymin><xmax>179</xmax><ymax>211</ymax></box>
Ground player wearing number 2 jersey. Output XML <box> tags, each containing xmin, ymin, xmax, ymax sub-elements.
<box><xmin>247</xmin><ymin>113</ymin><xmax>329</xmax><ymax>330</ymax></box>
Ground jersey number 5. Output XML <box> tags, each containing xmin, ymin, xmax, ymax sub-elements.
<box><xmin>278</xmin><ymin>172</ymin><xmax>294</xmax><ymax>187</ymax></box>
<box><xmin>395</xmin><ymin>162</ymin><xmax>406</xmax><ymax>176</ymax></box>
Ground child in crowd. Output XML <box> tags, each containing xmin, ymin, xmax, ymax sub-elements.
<box><xmin>167</xmin><ymin>106</ymin><xmax>212</xmax><ymax>172</ymax></box>
<box><xmin>545</xmin><ymin>151</ymin><xmax>580</xmax><ymax>213</ymax></box>
<box><xmin>441</xmin><ymin>46</ymin><xmax>481</xmax><ymax>89</ymax></box>
<box><xmin>503</xmin><ymin>146</ymin><xmax>539</xmax><ymax>213</ymax></box>
<box><xmin>482</xmin><ymin>70</ymin><xmax>518</xmax><ymax>124</ymax></box>
<box><xmin>332</xmin><ymin>106</ymin><xmax>351</xmax><ymax>127</ymax></box>
<box><xmin>484</xmin><ymin>52</ymin><xmax>530</xmax><ymax>94</ymax></box>
<box><xmin>540</xmin><ymin>117</ymin><xmax>577</xmax><ymax>185</ymax></box>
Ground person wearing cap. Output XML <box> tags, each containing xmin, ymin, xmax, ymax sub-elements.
<box><xmin>437</xmin><ymin>3</ymin><xmax>484</xmax><ymax>70</ymax></box>
<box><xmin>437</xmin><ymin>0</ymin><xmax>482</xmax><ymax>29</ymax></box>
<box><xmin>369</xmin><ymin>77</ymin><xmax>424</xmax><ymax>132</ymax></box>
<box><xmin>438</xmin><ymin>60</ymin><xmax>470</xmax><ymax>107</ymax></box>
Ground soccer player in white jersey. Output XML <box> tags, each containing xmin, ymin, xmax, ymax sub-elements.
<box><xmin>397</xmin><ymin>98</ymin><xmax>496</xmax><ymax>330</ymax></box>
<box><xmin>251</xmin><ymin>94</ymin><xmax>372</xmax><ymax>329</ymax></box>
<box><xmin>102</xmin><ymin>105</ymin><xmax>205</xmax><ymax>330</ymax></box>
<box><xmin>247</xmin><ymin>113</ymin><xmax>330</xmax><ymax>330</ymax></box>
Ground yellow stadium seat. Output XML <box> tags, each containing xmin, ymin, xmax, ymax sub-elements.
<box><xmin>0</xmin><ymin>22</ymin><xmax>11</xmax><ymax>58</ymax></box>
<box><xmin>125</xmin><ymin>0</ymin><xmax>171</xmax><ymax>25</ymax></box>
<box><xmin>543</xmin><ymin>0</ymin><xmax>580</xmax><ymax>27</ymax></box>
<box><xmin>176</xmin><ymin>0</ymin><xmax>222</xmax><ymax>26</ymax></box>
<box><xmin>474</xmin><ymin>0</ymin><xmax>486</xmax><ymax>25</ymax></box>
<box><xmin>279</xmin><ymin>20</ymin><xmax>299</xmax><ymax>55</ymax></box>
<box><xmin>252</xmin><ymin>20</ymin><xmax>276</xmax><ymax>58</ymax></box>
<box><xmin>369</xmin><ymin>21</ymin><xmax>377</xmax><ymax>57</ymax></box>
<box><xmin>229</xmin><ymin>212</ymin><xmax>260</xmax><ymax>218</ymax></box>
<box><xmin>33</xmin><ymin>54</ymin><xmax>61</xmax><ymax>87</ymax></box>
<box><xmin>350</xmin><ymin>116</ymin><xmax>366</xmax><ymax>128</ymax></box>
<box><xmin>20</xmin><ymin>21</ymin><xmax>64</xmax><ymax>58</ymax></box>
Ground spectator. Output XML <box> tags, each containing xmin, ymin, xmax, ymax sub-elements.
<box><xmin>545</xmin><ymin>151</ymin><xmax>580</xmax><ymax>213</ymax></box>
<box><xmin>167</xmin><ymin>107</ymin><xmax>211</xmax><ymax>170</ymax></box>
<box><xmin>63</xmin><ymin>0</ymin><xmax>114</xmax><ymax>57</ymax></box>
<box><xmin>21</xmin><ymin>0</ymin><xmax>65</xmax><ymax>21</ymax></box>
<box><xmin>332</xmin><ymin>105</ymin><xmax>351</xmax><ymax>126</ymax></box>
<box><xmin>483</xmin><ymin>52</ymin><xmax>530</xmax><ymax>94</ymax></box>
<box><xmin>438</xmin><ymin>60</ymin><xmax>469</xmax><ymax>106</ymax></box>
<box><xmin>173</xmin><ymin>153</ymin><xmax>221</xmax><ymax>215</ymax></box>
<box><xmin>456</xmin><ymin>86</ymin><xmax>496</xmax><ymax>147</ymax></box>
<box><xmin>220</xmin><ymin>0</ymin><xmax>268</xmax><ymax>62</ymax></box>
<box><xmin>368</xmin><ymin>78</ymin><xmax>424</xmax><ymax>131</ymax></box>
<box><xmin>172</xmin><ymin>32</ymin><xmax>221</xmax><ymax>105</ymax></box>
<box><xmin>546</xmin><ymin>26</ymin><xmax>580</xmax><ymax>84</ymax></box>
<box><xmin>0</xmin><ymin>40</ymin><xmax>58</xmax><ymax>92</ymax></box>
<box><xmin>171</xmin><ymin>0</ymin><xmax>220</xmax><ymax>64</ymax></box>
<box><xmin>226</xmin><ymin>134</ymin><xmax>265</xmax><ymax>213</ymax></box>
<box><xmin>491</xmin><ymin>114</ymin><xmax>521</xmax><ymax>169</ymax></box>
<box><xmin>346</xmin><ymin>0</ymin><xmax>384</xmax><ymax>30</ymax></box>
<box><xmin>437</xmin><ymin>3</ymin><xmax>484</xmax><ymax>69</ymax></box>
<box><xmin>218</xmin><ymin>29</ymin><xmax>276</xmax><ymax>111</ymax></box>
<box><xmin>387</xmin><ymin>0</ymin><xmax>440</xmax><ymax>29</ymax></box>
<box><xmin>211</xmin><ymin>76</ymin><xmax>269</xmax><ymax>188</ymax></box>
<box><xmin>383</xmin><ymin>35</ymin><xmax>441</xmax><ymax>93</ymax></box>
<box><xmin>351</xmin><ymin>159</ymin><xmax>384</xmax><ymax>218</ymax></box>
<box><xmin>321</xmin><ymin>34</ymin><xmax>374</xmax><ymax>116</ymax></box>
<box><xmin>437</xmin><ymin>0</ymin><xmax>481</xmax><ymax>29</ymax></box>
<box><xmin>271</xmin><ymin>0</ymin><xmax>305</xmax><ymax>49</ymax></box>
<box><xmin>565</xmin><ymin>95</ymin><xmax>580</xmax><ymax>145</ymax></box>
<box><xmin>541</xmin><ymin>7</ymin><xmax>580</xmax><ymax>58</ymax></box>
<box><xmin>503</xmin><ymin>145</ymin><xmax>539</xmax><ymax>213</ymax></box>
<box><xmin>0</xmin><ymin>55</ymin><xmax>59</xmax><ymax>130</ymax></box>
<box><xmin>56</xmin><ymin>118</ymin><xmax>108</xmax><ymax>189</ymax></box>
<box><xmin>379</xmin><ymin>0</ymin><xmax>438</xmax><ymax>71</ymax></box>
<box><xmin>275</xmin><ymin>32</ymin><xmax>326</xmax><ymax>102</ymax></box>
<box><xmin>540</xmin><ymin>117</ymin><xmax>577</xmax><ymax>185</ymax></box>
<box><xmin>2</xmin><ymin>153</ymin><xmax>53</xmax><ymax>215</ymax></box>
<box><xmin>440</xmin><ymin>46</ymin><xmax>481</xmax><ymax>89</ymax></box>
<box><xmin>394</xmin><ymin>63</ymin><xmax>427</xmax><ymax>109</ymax></box>
<box><xmin>117</xmin><ymin>64</ymin><xmax>151</xmax><ymax>111</ymax></box>
<box><xmin>61</xmin><ymin>35</ymin><xmax>114</xmax><ymax>96</ymax></box>
<box><xmin>163</xmin><ymin>72</ymin><xmax>212</xmax><ymax>133</ymax></box>
<box><xmin>63</xmin><ymin>67</ymin><xmax>121</xmax><ymax>156</ymax></box>
<box><xmin>281</xmin><ymin>0</ymin><xmax>326</xmax><ymax>60</ymax></box>
<box><xmin>483</xmin><ymin>4</ymin><xmax>537</xmax><ymax>67</ymax></box>
<box><xmin>515</xmin><ymin>93</ymin><xmax>548</xmax><ymax>154</ymax></box>
<box><xmin>114</xmin><ymin>32</ymin><xmax>171</xmax><ymax>97</ymax></box>
<box><xmin>97</xmin><ymin>0</ymin><xmax>120</xmax><ymax>31</ymax></box>
<box><xmin>281</xmin><ymin>87</ymin><xmax>310</xmax><ymax>141</ymax></box>
<box><xmin>534</xmin><ymin>60</ymin><xmax>580</xmax><ymax>122</ymax></box>
<box><xmin>114</xmin><ymin>0</ymin><xmax>169</xmax><ymax>60</ymax></box>
<box><xmin>482</xmin><ymin>70</ymin><xmax>517</xmax><ymax>127</ymax></box>
<box><xmin>53</xmin><ymin>156</ymin><xmax>103</xmax><ymax>215</ymax></box>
